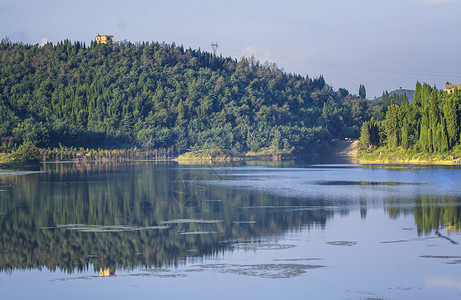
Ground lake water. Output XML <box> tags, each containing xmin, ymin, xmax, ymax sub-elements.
<box><xmin>1</xmin><ymin>160</ymin><xmax>461</xmax><ymax>299</ymax></box>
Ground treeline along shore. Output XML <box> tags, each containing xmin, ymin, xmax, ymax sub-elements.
<box><xmin>1</xmin><ymin>38</ymin><xmax>459</xmax><ymax>164</ymax></box>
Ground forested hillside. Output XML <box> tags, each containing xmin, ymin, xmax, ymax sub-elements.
<box><xmin>360</xmin><ymin>82</ymin><xmax>461</xmax><ymax>155</ymax></box>
<box><xmin>0</xmin><ymin>39</ymin><xmax>384</xmax><ymax>155</ymax></box>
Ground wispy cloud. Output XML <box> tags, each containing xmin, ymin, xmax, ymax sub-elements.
<box><xmin>422</xmin><ymin>0</ymin><xmax>457</xmax><ymax>5</ymax></box>
<box><xmin>241</xmin><ymin>44</ymin><xmax>275</xmax><ymax>64</ymax></box>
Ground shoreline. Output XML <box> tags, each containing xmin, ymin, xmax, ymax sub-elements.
<box><xmin>357</xmin><ymin>149</ymin><xmax>461</xmax><ymax>166</ymax></box>
<box><xmin>358</xmin><ymin>158</ymin><xmax>459</xmax><ymax>166</ymax></box>
<box><xmin>3</xmin><ymin>141</ymin><xmax>460</xmax><ymax>167</ymax></box>
<box><xmin>173</xmin><ymin>147</ymin><xmax>294</xmax><ymax>163</ymax></box>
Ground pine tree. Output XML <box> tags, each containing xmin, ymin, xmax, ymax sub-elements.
<box><xmin>385</xmin><ymin>104</ymin><xmax>400</xmax><ymax>148</ymax></box>
<box><xmin>401</xmin><ymin>119</ymin><xmax>409</xmax><ymax>149</ymax></box>
<box><xmin>360</xmin><ymin>121</ymin><xmax>371</xmax><ymax>150</ymax></box>
<box><xmin>429</xmin><ymin>90</ymin><xmax>440</xmax><ymax>151</ymax></box>
<box><xmin>359</xmin><ymin>84</ymin><xmax>366</xmax><ymax>99</ymax></box>
<box><xmin>443</xmin><ymin>95</ymin><xmax>459</xmax><ymax>147</ymax></box>
<box><xmin>440</xmin><ymin>121</ymin><xmax>449</xmax><ymax>153</ymax></box>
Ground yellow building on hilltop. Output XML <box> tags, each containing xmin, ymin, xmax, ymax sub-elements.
<box><xmin>445</xmin><ymin>83</ymin><xmax>461</xmax><ymax>94</ymax></box>
<box><xmin>95</xmin><ymin>34</ymin><xmax>114</xmax><ymax>44</ymax></box>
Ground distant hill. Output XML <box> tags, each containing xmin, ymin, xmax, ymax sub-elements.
<box><xmin>0</xmin><ymin>40</ymin><xmax>385</xmax><ymax>153</ymax></box>
<box><xmin>376</xmin><ymin>88</ymin><xmax>415</xmax><ymax>103</ymax></box>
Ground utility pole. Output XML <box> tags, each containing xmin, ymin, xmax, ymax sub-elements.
<box><xmin>211</xmin><ymin>42</ymin><xmax>218</xmax><ymax>55</ymax></box>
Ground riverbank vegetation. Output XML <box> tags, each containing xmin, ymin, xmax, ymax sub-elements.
<box><xmin>359</xmin><ymin>82</ymin><xmax>461</xmax><ymax>164</ymax></box>
<box><xmin>0</xmin><ymin>39</ymin><xmax>385</xmax><ymax>159</ymax></box>
<box><xmin>0</xmin><ymin>143</ymin><xmax>41</xmax><ymax>167</ymax></box>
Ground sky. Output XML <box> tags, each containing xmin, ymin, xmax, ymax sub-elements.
<box><xmin>1</xmin><ymin>0</ymin><xmax>461</xmax><ymax>99</ymax></box>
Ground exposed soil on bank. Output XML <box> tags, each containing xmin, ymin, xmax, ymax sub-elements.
<box><xmin>330</xmin><ymin>140</ymin><xmax>359</xmax><ymax>162</ymax></box>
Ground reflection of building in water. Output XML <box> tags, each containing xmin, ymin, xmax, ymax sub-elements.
<box><xmin>99</xmin><ymin>268</ymin><xmax>116</xmax><ymax>277</ymax></box>
<box><xmin>446</xmin><ymin>225</ymin><xmax>460</xmax><ymax>234</ymax></box>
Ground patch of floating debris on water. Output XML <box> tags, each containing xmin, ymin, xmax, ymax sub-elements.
<box><xmin>178</xmin><ymin>231</ymin><xmax>219</xmax><ymax>235</ymax></box>
<box><xmin>136</xmin><ymin>269</ymin><xmax>187</xmax><ymax>278</ymax></box>
<box><xmin>326</xmin><ymin>241</ymin><xmax>357</xmax><ymax>247</ymax></box>
<box><xmin>161</xmin><ymin>219</ymin><xmax>223</xmax><ymax>224</ymax></box>
<box><xmin>380</xmin><ymin>237</ymin><xmax>437</xmax><ymax>244</ymax></box>
<box><xmin>420</xmin><ymin>255</ymin><xmax>461</xmax><ymax>264</ymax></box>
<box><xmin>273</xmin><ymin>258</ymin><xmax>324</xmax><ymax>262</ymax></box>
<box><xmin>232</xmin><ymin>220</ymin><xmax>256</xmax><ymax>224</ymax></box>
<box><xmin>228</xmin><ymin>241</ymin><xmax>296</xmax><ymax>251</ymax></box>
<box><xmin>54</xmin><ymin>224</ymin><xmax>170</xmax><ymax>232</ymax></box>
<box><xmin>420</xmin><ymin>255</ymin><xmax>461</xmax><ymax>259</ymax></box>
<box><xmin>198</xmin><ymin>263</ymin><xmax>325</xmax><ymax>278</ymax></box>
<box><xmin>389</xmin><ymin>286</ymin><xmax>423</xmax><ymax>291</ymax></box>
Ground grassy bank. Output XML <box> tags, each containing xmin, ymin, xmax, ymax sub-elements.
<box><xmin>358</xmin><ymin>146</ymin><xmax>461</xmax><ymax>165</ymax></box>
<box><xmin>174</xmin><ymin>147</ymin><xmax>294</xmax><ymax>163</ymax></box>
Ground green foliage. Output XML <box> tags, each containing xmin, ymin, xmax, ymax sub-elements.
<box><xmin>9</xmin><ymin>143</ymin><xmax>41</xmax><ymax>165</ymax></box>
<box><xmin>380</xmin><ymin>90</ymin><xmax>409</xmax><ymax>107</ymax></box>
<box><xmin>359</xmin><ymin>84</ymin><xmax>366</xmax><ymax>99</ymax></box>
<box><xmin>0</xmin><ymin>40</ymin><xmax>384</xmax><ymax>154</ymax></box>
<box><xmin>359</xmin><ymin>122</ymin><xmax>371</xmax><ymax>150</ymax></box>
<box><xmin>385</xmin><ymin>104</ymin><xmax>400</xmax><ymax>148</ymax></box>
<box><xmin>359</xmin><ymin>82</ymin><xmax>461</xmax><ymax>155</ymax></box>
<box><xmin>359</xmin><ymin>117</ymin><xmax>380</xmax><ymax>150</ymax></box>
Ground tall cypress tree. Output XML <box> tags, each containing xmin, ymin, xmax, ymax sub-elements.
<box><xmin>443</xmin><ymin>95</ymin><xmax>459</xmax><ymax>147</ymax></box>
<box><xmin>429</xmin><ymin>90</ymin><xmax>440</xmax><ymax>151</ymax></box>
<box><xmin>360</xmin><ymin>121</ymin><xmax>371</xmax><ymax>150</ymax></box>
<box><xmin>413</xmin><ymin>81</ymin><xmax>422</xmax><ymax>109</ymax></box>
<box><xmin>359</xmin><ymin>84</ymin><xmax>366</xmax><ymax>99</ymax></box>
<box><xmin>440</xmin><ymin>121</ymin><xmax>449</xmax><ymax>153</ymax></box>
<box><xmin>385</xmin><ymin>104</ymin><xmax>400</xmax><ymax>148</ymax></box>
<box><xmin>401</xmin><ymin>119</ymin><xmax>409</xmax><ymax>149</ymax></box>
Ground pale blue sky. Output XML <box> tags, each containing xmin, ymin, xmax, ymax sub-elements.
<box><xmin>1</xmin><ymin>0</ymin><xmax>460</xmax><ymax>98</ymax></box>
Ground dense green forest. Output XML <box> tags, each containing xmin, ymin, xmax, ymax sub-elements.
<box><xmin>360</xmin><ymin>82</ymin><xmax>461</xmax><ymax>156</ymax></box>
<box><xmin>0</xmin><ymin>39</ymin><xmax>384</xmax><ymax>155</ymax></box>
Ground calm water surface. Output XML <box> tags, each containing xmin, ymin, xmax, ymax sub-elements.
<box><xmin>1</xmin><ymin>161</ymin><xmax>460</xmax><ymax>299</ymax></box>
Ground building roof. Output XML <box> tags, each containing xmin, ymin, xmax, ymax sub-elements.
<box><xmin>445</xmin><ymin>83</ymin><xmax>461</xmax><ymax>93</ymax></box>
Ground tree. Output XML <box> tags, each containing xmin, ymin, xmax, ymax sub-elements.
<box><xmin>443</xmin><ymin>95</ymin><xmax>459</xmax><ymax>147</ymax></box>
<box><xmin>413</xmin><ymin>81</ymin><xmax>422</xmax><ymax>108</ymax></box>
<box><xmin>10</xmin><ymin>143</ymin><xmax>41</xmax><ymax>164</ymax></box>
<box><xmin>339</xmin><ymin>88</ymin><xmax>349</xmax><ymax>98</ymax></box>
<box><xmin>400</xmin><ymin>119</ymin><xmax>409</xmax><ymax>149</ymax></box>
<box><xmin>385</xmin><ymin>104</ymin><xmax>400</xmax><ymax>148</ymax></box>
<box><xmin>359</xmin><ymin>84</ymin><xmax>366</xmax><ymax>99</ymax></box>
<box><xmin>360</xmin><ymin>122</ymin><xmax>371</xmax><ymax>150</ymax></box>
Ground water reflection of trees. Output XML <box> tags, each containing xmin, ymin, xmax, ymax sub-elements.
<box><xmin>386</xmin><ymin>196</ymin><xmax>461</xmax><ymax>235</ymax></box>
<box><xmin>0</xmin><ymin>162</ymin><xmax>333</xmax><ymax>274</ymax></box>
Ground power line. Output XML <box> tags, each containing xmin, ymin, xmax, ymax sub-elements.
<box><xmin>210</xmin><ymin>42</ymin><xmax>219</xmax><ymax>55</ymax></box>
<box><xmin>219</xmin><ymin>46</ymin><xmax>461</xmax><ymax>79</ymax></box>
